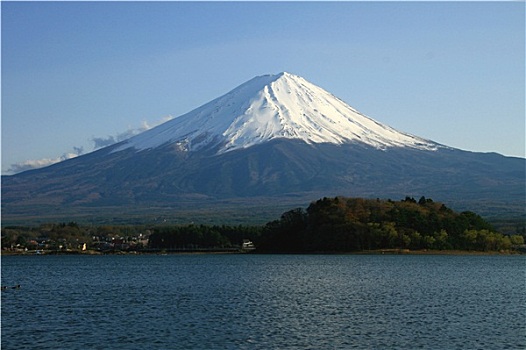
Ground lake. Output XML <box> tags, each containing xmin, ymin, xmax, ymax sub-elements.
<box><xmin>1</xmin><ymin>254</ymin><xmax>525</xmax><ymax>349</ymax></box>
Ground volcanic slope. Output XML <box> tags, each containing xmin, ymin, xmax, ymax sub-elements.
<box><xmin>115</xmin><ymin>72</ymin><xmax>440</xmax><ymax>154</ymax></box>
<box><xmin>2</xmin><ymin>72</ymin><xmax>524</xmax><ymax>224</ymax></box>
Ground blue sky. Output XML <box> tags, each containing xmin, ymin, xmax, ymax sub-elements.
<box><xmin>2</xmin><ymin>1</ymin><xmax>524</xmax><ymax>174</ymax></box>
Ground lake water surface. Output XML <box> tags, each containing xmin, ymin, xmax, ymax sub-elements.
<box><xmin>1</xmin><ymin>254</ymin><xmax>525</xmax><ymax>349</ymax></box>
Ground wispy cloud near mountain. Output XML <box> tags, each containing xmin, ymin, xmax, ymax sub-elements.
<box><xmin>91</xmin><ymin>116</ymin><xmax>173</xmax><ymax>150</ymax></box>
<box><xmin>6</xmin><ymin>116</ymin><xmax>174</xmax><ymax>174</ymax></box>
<box><xmin>7</xmin><ymin>152</ymin><xmax>80</xmax><ymax>174</ymax></box>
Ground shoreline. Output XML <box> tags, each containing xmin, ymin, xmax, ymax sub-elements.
<box><xmin>1</xmin><ymin>248</ymin><xmax>523</xmax><ymax>256</ymax></box>
<box><xmin>350</xmin><ymin>248</ymin><xmax>523</xmax><ymax>256</ymax></box>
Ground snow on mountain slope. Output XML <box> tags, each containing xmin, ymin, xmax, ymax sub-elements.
<box><xmin>114</xmin><ymin>72</ymin><xmax>440</xmax><ymax>154</ymax></box>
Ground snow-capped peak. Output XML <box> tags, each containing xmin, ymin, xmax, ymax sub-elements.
<box><xmin>114</xmin><ymin>72</ymin><xmax>440</xmax><ymax>153</ymax></box>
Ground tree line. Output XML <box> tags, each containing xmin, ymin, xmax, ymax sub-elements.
<box><xmin>1</xmin><ymin>221</ymin><xmax>262</xmax><ymax>252</ymax></box>
<box><xmin>255</xmin><ymin>196</ymin><xmax>524</xmax><ymax>252</ymax></box>
<box><xmin>148</xmin><ymin>225</ymin><xmax>262</xmax><ymax>250</ymax></box>
<box><xmin>2</xmin><ymin>196</ymin><xmax>524</xmax><ymax>253</ymax></box>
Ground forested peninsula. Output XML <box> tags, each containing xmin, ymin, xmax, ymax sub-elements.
<box><xmin>255</xmin><ymin>196</ymin><xmax>524</xmax><ymax>253</ymax></box>
<box><xmin>2</xmin><ymin>197</ymin><xmax>524</xmax><ymax>254</ymax></box>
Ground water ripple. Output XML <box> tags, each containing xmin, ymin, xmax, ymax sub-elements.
<box><xmin>2</xmin><ymin>254</ymin><xmax>525</xmax><ymax>349</ymax></box>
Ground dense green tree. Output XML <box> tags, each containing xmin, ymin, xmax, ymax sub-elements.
<box><xmin>258</xmin><ymin>208</ymin><xmax>307</xmax><ymax>252</ymax></box>
<box><xmin>510</xmin><ymin>235</ymin><xmax>525</xmax><ymax>245</ymax></box>
<box><xmin>256</xmin><ymin>196</ymin><xmax>521</xmax><ymax>253</ymax></box>
<box><xmin>148</xmin><ymin>224</ymin><xmax>262</xmax><ymax>250</ymax></box>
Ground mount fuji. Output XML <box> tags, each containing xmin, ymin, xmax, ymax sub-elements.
<box><xmin>2</xmin><ymin>72</ymin><xmax>524</xmax><ymax>224</ymax></box>
<box><xmin>114</xmin><ymin>72</ymin><xmax>439</xmax><ymax>154</ymax></box>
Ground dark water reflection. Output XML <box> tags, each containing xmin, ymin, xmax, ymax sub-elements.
<box><xmin>2</xmin><ymin>254</ymin><xmax>525</xmax><ymax>349</ymax></box>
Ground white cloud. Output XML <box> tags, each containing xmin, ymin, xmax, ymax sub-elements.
<box><xmin>92</xmin><ymin>115</ymin><xmax>173</xmax><ymax>150</ymax></box>
<box><xmin>7</xmin><ymin>115</ymin><xmax>175</xmax><ymax>174</ymax></box>
<box><xmin>7</xmin><ymin>152</ymin><xmax>80</xmax><ymax>174</ymax></box>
